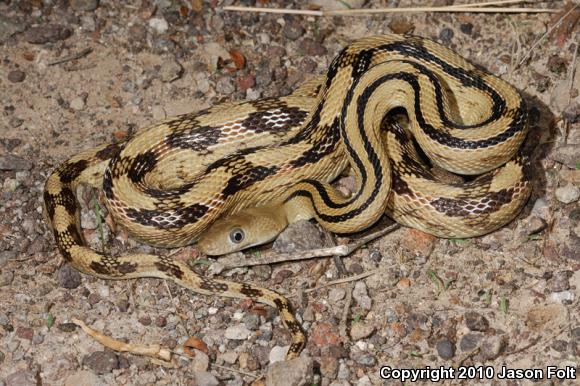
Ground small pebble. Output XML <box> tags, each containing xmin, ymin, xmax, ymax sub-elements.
<box><xmin>550</xmin><ymin>271</ymin><xmax>572</xmax><ymax>293</ymax></box>
<box><xmin>9</xmin><ymin>117</ymin><xmax>24</xmax><ymax>127</ymax></box>
<box><xmin>69</xmin><ymin>0</ymin><xmax>99</xmax><ymax>12</ymax></box>
<box><xmin>246</xmin><ymin>88</ymin><xmax>261</xmax><ymax>100</ymax></box>
<box><xmin>215</xmin><ymin>76</ymin><xmax>235</xmax><ymax>94</ymax></box>
<box><xmin>551</xmin><ymin>339</ymin><xmax>568</xmax><ymax>352</ymax></box>
<box><xmin>16</xmin><ymin>326</ymin><xmax>34</xmax><ymax>340</ymax></box>
<box><xmin>531</xmin><ymin>198</ymin><xmax>550</xmax><ymax>220</ymax></box>
<box><xmin>155</xmin><ymin>316</ymin><xmax>167</xmax><ymax>327</ymax></box>
<box><xmin>464</xmin><ymin>311</ymin><xmax>489</xmax><ymax>332</ymax></box>
<box><xmin>242</xmin><ymin>313</ymin><xmax>260</xmax><ymax>331</ymax></box>
<box><xmin>563</xmin><ymin>101</ymin><xmax>580</xmax><ymax>124</ymax></box>
<box><xmin>0</xmin><ymin>271</ymin><xmax>14</xmax><ymax>287</ymax></box>
<box><xmin>80</xmin><ymin>15</ymin><xmax>97</xmax><ymax>32</ymax></box>
<box><xmin>352</xmin><ymin>281</ymin><xmax>372</xmax><ymax>310</ymax></box>
<box><xmin>551</xmin><ymin>144</ymin><xmax>579</xmax><ymax>169</ymax></box>
<box><xmin>70</xmin><ymin>96</ymin><xmax>86</xmax><ymax>111</ymax></box>
<box><xmin>350</xmin><ymin>322</ymin><xmax>375</xmax><ymax>341</ymax></box>
<box><xmin>436</xmin><ymin>339</ymin><xmax>456</xmax><ymax>359</ymax></box>
<box><xmin>459</xmin><ymin>332</ymin><xmax>483</xmax><ymax>352</ymax></box>
<box><xmin>83</xmin><ymin>350</ymin><xmax>119</xmax><ymax>374</ymax></box>
<box><xmin>266</xmin><ymin>356</ymin><xmax>314</xmax><ymax>386</ymax></box>
<box><xmin>480</xmin><ymin>335</ymin><xmax>504</xmax><ymax>360</ymax></box>
<box><xmin>64</xmin><ymin>371</ymin><xmax>100</xmax><ymax>386</ymax></box>
<box><xmin>0</xmin><ymin>155</ymin><xmax>32</xmax><ymax>171</ymax></box>
<box><xmin>524</xmin><ymin>216</ymin><xmax>547</xmax><ymax>235</ymax></box>
<box><xmin>224</xmin><ymin>324</ymin><xmax>252</xmax><ymax>340</ymax></box>
<box><xmin>236</xmin><ymin>74</ymin><xmax>256</xmax><ymax>91</ymax></box>
<box><xmin>282</xmin><ymin>20</ymin><xmax>305</xmax><ymax>41</ymax></box>
<box><xmin>269</xmin><ymin>345</ymin><xmax>288</xmax><ymax>364</ymax></box>
<box><xmin>220</xmin><ymin>350</ymin><xmax>238</xmax><ymax>365</ymax></box>
<box><xmin>160</xmin><ymin>59</ymin><xmax>183</xmax><ymax>82</ymax></box>
<box><xmin>388</xmin><ymin>18</ymin><xmax>415</xmax><ymax>34</ymax></box>
<box><xmin>57</xmin><ymin>323</ymin><xmax>78</xmax><ymax>332</ymax></box>
<box><xmin>24</xmin><ymin>25</ymin><xmax>72</xmax><ymax>44</ymax></box>
<box><xmin>0</xmin><ymin>15</ymin><xmax>26</xmax><ymax>42</ymax></box>
<box><xmin>460</xmin><ymin>23</ymin><xmax>474</xmax><ymax>35</ymax></box>
<box><xmin>138</xmin><ymin>315</ymin><xmax>151</xmax><ymax>326</ymax></box>
<box><xmin>273</xmin><ymin>220</ymin><xmax>324</xmax><ymax>253</ymax></box>
<box><xmin>550</xmin><ymin>291</ymin><xmax>575</xmax><ymax>303</ymax></box>
<box><xmin>148</xmin><ymin>17</ymin><xmax>169</xmax><ymax>34</ymax></box>
<box><xmin>302</xmin><ymin>38</ymin><xmax>327</xmax><ymax>56</ymax></box>
<box><xmin>0</xmin><ymin>251</ymin><xmax>16</xmax><ymax>268</ymax></box>
<box><xmin>57</xmin><ymin>265</ymin><xmax>82</xmax><ymax>289</ymax></box>
<box><xmin>352</xmin><ymin>352</ymin><xmax>376</xmax><ymax>367</ymax></box>
<box><xmin>194</xmin><ymin>371</ymin><xmax>219</xmax><ymax>386</ymax></box>
<box><xmin>5</xmin><ymin>370</ymin><xmax>38</xmax><ymax>386</ymax></box>
<box><xmin>7</xmin><ymin>70</ymin><xmax>25</xmax><ymax>83</ymax></box>
<box><xmin>191</xmin><ymin>349</ymin><xmax>210</xmax><ymax>372</ymax></box>
<box><xmin>439</xmin><ymin>28</ymin><xmax>454</xmax><ymax>43</ymax></box>
<box><xmin>328</xmin><ymin>288</ymin><xmax>346</xmax><ymax>302</ymax></box>
<box><xmin>32</xmin><ymin>333</ymin><xmax>44</xmax><ymax>345</ymax></box>
<box><xmin>555</xmin><ymin>184</ymin><xmax>580</xmax><ymax>204</ymax></box>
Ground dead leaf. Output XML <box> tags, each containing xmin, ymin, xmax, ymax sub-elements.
<box><xmin>183</xmin><ymin>336</ymin><xmax>209</xmax><ymax>357</ymax></box>
<box><xmin>229</xmin><ymin>49</ymin><xmax>246</xmax><ymax>70</ymax></box>
<box><xmin>179</xmin><ymin>6</ymin><xmax>189</xmax><ymax>17</ymax></box>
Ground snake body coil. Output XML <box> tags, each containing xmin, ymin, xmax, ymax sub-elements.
<box><xmin>44</xmin><ymin>35</ymin><xmax>530</xmax><ymax>359</ymax></box>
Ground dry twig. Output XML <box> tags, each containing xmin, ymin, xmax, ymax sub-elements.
<box><xmin>71</xmin><ymin>318</ymin><xmax>174</xmax><ymax>364</ymax></box>
<box><xmin>48</xmin><ymin>48</ymin><xmax>93</xmax><ymax>66</ymax></box>
<box><xmin>217</xmin><ymin>224</ymin><xmax>400</xmax><ymax>269</ymax></box>
<box><xmin>223</xmin><ymin>4</ymin><xmax>557</xmax><ymax>16</ymax></box>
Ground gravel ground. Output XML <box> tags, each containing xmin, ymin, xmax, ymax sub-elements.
<box><xmin>0</xmin><ymin>1</ymin><xmax>579</xmax><ymax>385</ymax></box>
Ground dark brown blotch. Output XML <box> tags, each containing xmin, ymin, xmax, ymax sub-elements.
<box><xmin>58</xmin><ymin>159</ymin><xmax>89</xmax><ymax>184</ymax></box>
<box><xmin>221</xmin><ymin>165</ymin><xmax>279</xmax><ymax>198</ymax></box>
<box><xmin>199</xmin><ymin>279</ymin><xmax>229</xmax><ymax>293</ymax></box>
<box><xmin>239</xmin><ymin>284</ymin><xmax>264</xmax><ymax>299</ymax></box>
<box><xmin>124</xmin><ymin>203</ymin><xmax>210</xmax><ymax>229</ymax></box>
<box><xmin>241</xmin><ymin>106</ymin><xmax>308</xmax><ymax>135</ymax></box>
<box><xmin>90</xmin><ymin>261</ymin><xmax>111</xmax><ymax>275</ymax></box>
<box><xmin>95</xmin><ymin>143</ymin><xmax>123</xmax><ymax>161</ymax></box>
<box><xmin>43</xmin><ymin>191</ymin><xmax>57</xmax><ymax>219</ymax></box>
<box><xmin>127</xmin><ymin>151</ymin><xmax>158</xmax><ymax>183</ymax></box>
<box><xmin>117</xmin><ymin>261</ymin><xmax>138</xmax><ymax>274</ymax></box>
<box><xmin>154</xmin><ymin>260</ymin><xmax>184</xmax><ymax>280</ymax></box>
<box><xmin>165</xmin><ymin>125</ymin><xmax>221</xmax><ymax>152</ymax></box>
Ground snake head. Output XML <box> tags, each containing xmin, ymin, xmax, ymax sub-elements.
<box><xmin>197</xmin><ymin>205</ymin><xmax>288</xmax><ymax>256</ymax></box>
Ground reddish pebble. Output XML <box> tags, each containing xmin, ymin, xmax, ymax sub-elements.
<box><xmin>401</xmin><ymin>228</ymin><xmax>437</xmax><ymax>257</ymax></box>
<box><xmin>397</xmin><ymin>278</ymin><xmax>412</xmax><ymax>288</ymax></box>
<box><xmin>389</xmin><ymin>322</ymin><xmax>407</xmax><ymax>337</ymax></box>
<box><xmin>236</xmin><ymin>74</ymin><xmax>255</xmax><ymax>91</ymax></box>
<box><xmin>155</xmin><ymin>316</ymin><xmax>167</xmax><ymax>327</ymax></box>
<box><xmin>310</xmin><ymin>323</ymin><xmax>340</xmax><ymax>347</ymax></box>
<box><xmin>16</xmin><ymin>326</ymin><xmax>34</xmax><ymax>340</ymax></box>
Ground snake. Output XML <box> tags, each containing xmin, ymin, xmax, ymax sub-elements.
<box><xmin>43</xmin><ymin>35</ymin><xmax>530</xmax><ymax>360</ymax></box>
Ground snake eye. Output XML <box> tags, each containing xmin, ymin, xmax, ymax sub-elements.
<box><xmin>229</xmin><ymin>228</ymin><xmax>245</xmax><ymax>244</ymax></box>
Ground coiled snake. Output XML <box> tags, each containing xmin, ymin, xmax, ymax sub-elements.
<box><xmin>44</xmin><ymin>35</ymin><xmax>530</xmax><ymax>359</ymax></box>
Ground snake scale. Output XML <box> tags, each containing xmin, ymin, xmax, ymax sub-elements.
<box><xmin>44</xmin><ymin>35</ymin><xmax>531</xmax><ymax>359</ymax></box>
